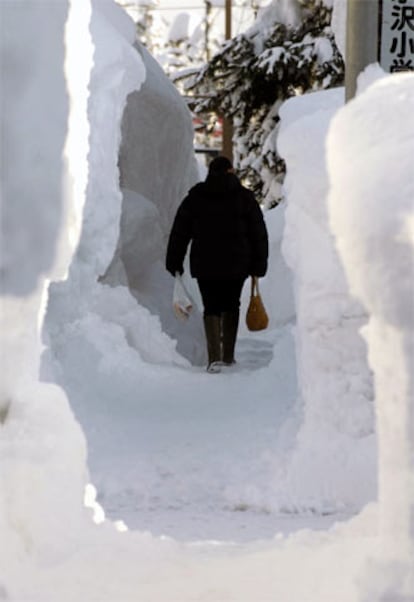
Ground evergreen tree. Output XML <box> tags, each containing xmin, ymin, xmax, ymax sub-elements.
<box><xmin>176</xmin><ymin>0</ymin><xmax>344</xmax><ymax>206</ymax></box>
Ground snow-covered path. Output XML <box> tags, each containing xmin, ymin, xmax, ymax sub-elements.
<box><xmin>61</xmin><ymin>323</ymin><xmax>343</xmax><ymax>543</ymax></box>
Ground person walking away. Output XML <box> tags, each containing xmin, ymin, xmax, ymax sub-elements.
<box><xmin>166</xmin><ymin>156</ymin><xmax>268</xmax><ymax>373</ymax></box>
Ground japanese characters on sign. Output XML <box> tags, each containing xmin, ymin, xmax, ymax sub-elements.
<box><xmin>379</xmin><ymin>0</ymin><xmax>414</xmax><ymax>72</ymax></box>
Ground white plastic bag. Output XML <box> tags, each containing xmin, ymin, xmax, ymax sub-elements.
<box><xmin>173</xmin><ymin>273</ymin><xmax>193</xmax><ymax>320</ymax></box>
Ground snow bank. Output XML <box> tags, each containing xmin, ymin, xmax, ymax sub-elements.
<box><xmin>107</xmin><ymin>43</ymin><xmax>204</xmax><ymax>364</ymax></box>
<box><xmin>0</xmin><ymin>1</ymin><xmax>76</xmax><ymax>404</ymax></box>
<box><xmin>0</xmin><ymin>4</ymin><xmax>68</xmax><ymax>298</ymax></box>
<box><xmin>0</xmin><ymin>0</ymin><xmax>94</xmax><ymax>585</ymax></box>
<box><xmin>6</xmin><ymin>505</ymin><xmax>379</xmax><ymax>602</ymax></box>
<box><xmin>74</xmin><ymin>0</ymin><xmax>145</xmax><ymax>277</ymax></box>
<box><xmin>43</xmin><ymin>0</ymin><xmax>198</xmax><ymax>399</ymax></box>
<box><xmin>117</xmin><ymin>43</ymin><xmax>198</xmax><ymax>236</ymax></box>
<box><xmin>275</xmin><ymin>87</ymin><xmax>376</xmax><ymax>512</ymax></box>
<box><xmin>327</xmin><ymin>71</ymin><xmax>414</xmax><ymax>600</ymax></box>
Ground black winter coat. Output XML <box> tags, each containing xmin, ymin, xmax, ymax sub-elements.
<box><xmin>166</xmin><ymin>173</ymin><xmax>268</xmax><ymax>280</ymax></box>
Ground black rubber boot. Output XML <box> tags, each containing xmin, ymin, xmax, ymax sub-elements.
<box><xmin>203</xmin><ymin>315</ymin><xmax>222</xmax><ymax>373</ymax></box>
<box><xmin>222</xmin><ymin>310</ymin><xmax>239</xmax><ymax>365</ymax></box>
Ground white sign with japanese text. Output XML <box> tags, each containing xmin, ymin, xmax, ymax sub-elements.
<box><xmin>380</xmin><ymin>0</ymin><xmax>414</xmax><ymax>72</ymax></box>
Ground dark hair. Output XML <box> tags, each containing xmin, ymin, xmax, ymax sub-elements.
<box><xmin>208</xmin><ymin>156</ymin><xmax>233</xmax><ymax>174</ymax></box>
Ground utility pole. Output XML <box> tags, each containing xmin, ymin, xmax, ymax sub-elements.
<box><xmin>346</xmin><ymin>0</ymin><xmax>414</xmax><ymax>101</ymax></box>
<box><xmin>222</xmin><ymin>0</ymin><xmax>233</xmax><ymax>162</ymax></box>
<box><xmin>345</xmin><ymin>0</ymin><xmax>379</xmax><ymax>102</ymax></box>
<box><xmin>225</xmin><ymin>0</ymin><xmax>231</xmax><ymax>39</ymax></box>
<box><xmin>205</xmin><ymin>0</ymin><xmax>212</xmax><ymax>62</ymax></box>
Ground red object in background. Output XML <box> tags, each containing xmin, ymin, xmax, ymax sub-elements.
<box><xmin>192</xmin><ymin>113</ymin><xmax>223</xmax><ymax>152</ymax></box>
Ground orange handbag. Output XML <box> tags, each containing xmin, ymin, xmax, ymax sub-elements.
<box><xmin>246</xmin><ymin>277</ymin><xmax>269</xmax><ymax>331</ymax></box>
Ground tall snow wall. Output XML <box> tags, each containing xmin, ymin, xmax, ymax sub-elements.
<box><xmin>43</xmin><ymin>0</ymin><xmax>203</xmax><ymax>407</ymax></box>
<box><xmin>275</xmin><ymin>88</ymin><xmax>376</xmax><ymax>512</ymax></box>
<box><xmin>102</xmin><ymin>43</ymin><xmax>205</xmax><ymax>365</ymax></box>
<box><xmin>0</xmin><ymin>0</ymin><xmax>95</xmax><ymax>582</ymax></box>
<box><xmin>327</xmin><ymin>72</ymin><xmax>414</xmax><ymax>601</ymax></box>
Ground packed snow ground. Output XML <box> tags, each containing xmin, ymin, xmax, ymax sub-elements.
<box><xmin>62</xmin><ymin>309</ymin><xmax>346</xmax><ymax>543</ymax></box>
